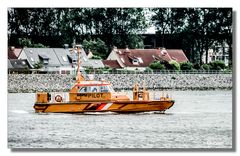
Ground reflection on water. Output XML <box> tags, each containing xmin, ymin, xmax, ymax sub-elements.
<box><xmin>8</xmin><ymin>91</ymin><xmax>232</xmax><ymax>149</ymax></box>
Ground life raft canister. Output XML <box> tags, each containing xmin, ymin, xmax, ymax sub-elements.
<box><xmin>55</xmin><ymin>95</ymin><xmax>62</xmax><ymax>102</ymax></box>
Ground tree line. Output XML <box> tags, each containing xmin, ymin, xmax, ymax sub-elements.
<box><xmin>8</xmin><ymin>8</ymin><xmax>232</xmax><ymax>66</ymax></box>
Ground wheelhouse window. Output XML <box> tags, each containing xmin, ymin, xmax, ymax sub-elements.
<box><xmin>100</xmin><ymin>86</ymin><xmax>109</xmax><ymax>92</ymax></box>
<box><xmin>78</xmin><ymin>86</ymin><xmax>99</xmax><ymax>93</ymax></box>
<box><xmin>79</xmin><ymin>86</ymin><xmax>88</xmax><ymax>93</ymax></box>
<box><xmin>77</xmin><ymin>85</ymin><xmax>114</xmax><ymax>93</ymax></box>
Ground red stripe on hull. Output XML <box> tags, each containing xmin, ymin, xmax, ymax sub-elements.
<box><xmin>96</xmin><ymin>103</ymin><xmax>106</xmax><ymax>110</ymax></box>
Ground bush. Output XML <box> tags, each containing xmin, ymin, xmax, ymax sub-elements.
<box><xmin>149</xmin><ymin>61</ymin><xmax>165</xmax><ymax>70</ymax></box>
<box><xmin>144</xmin><ymin>67</ymin><xmax>153</xmax><ymax>73</ymax></box>
<box><xmin>180</xmin><ymin>62</ymin><xmax>193</xmax><ymax>70</ymax></box>
<box><xmin>201</xmin><ymin>64</ymin><xmax>210</xmax><ymax>71</ymax></box>
<box><xmin>100</xmin><ymin>67</ymin><xmax>113</xmax><ymax>73</ymax></box>
<box><xmin>209</xmin><ymin>60</ymin><xmax>226</xmax><ymax>70</ymax></box>
<box><xmin>84</xmin><ymin>67</ymin><xmax>94</xmax><ymax>74</ymax></box>
<box><xmin>33</xmin><ymin>61</ymin><xmax>43</xmax><ymax>69</ymax></box>
<box><xmin>169</xmin><ymin>60</ymin><xmax>180</xmax><ymax>71</ymax></box>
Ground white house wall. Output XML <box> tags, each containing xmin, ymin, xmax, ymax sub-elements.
<box><xmin>107</xmin><ymin>50</ymin><xmax>125</xmax><ymax>68</ymax></box>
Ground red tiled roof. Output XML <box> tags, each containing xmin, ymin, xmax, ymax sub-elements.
<box><xmin>167</xmin><ymin>49</ymin><xmax>189</xmax><ymax>63</ymax></box>
<box><xmin>102</xmin><ymin>60</ymin><xmax>121</xmax><ymax>68</ymax></box>
<box><xmin>113</xmin><ymin>49</ymin><xmax>188</xmax><ymax>67</ymax></box>
<box><xmin>8</xmin><ymin>48</ymin><xmax>22</xmax><ymax>59</ymax></box>
<box><xmin>114</xmin><ymin>49</ymin><xmax>171</xmax><ymax>67</ymax></box>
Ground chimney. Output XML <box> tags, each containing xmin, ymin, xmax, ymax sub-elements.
<box><xmin>161</xmin><ymin>48</ymin><xmax>167</xmax><ymax>55</ymax></box>
<box><xmin>64</xmin><ymin>44</ymin><xmax>69</xmax><ymax>49</ymax></box>
<box><xmin>125</xmin><ymin>45</ymin><xmax>129</xmax><ymax>51</ymax></box>
<box><xmin>113</xmin><ymin>46</ymin><xmax>117</xmax><ymax>52</ymax></box>
<box><xmin>10</xmin><ymin>46</ymin><xmax>15</xmax><ymax>51</ymax></box>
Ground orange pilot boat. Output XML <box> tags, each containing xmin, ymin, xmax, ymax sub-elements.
<box><xmin>34</xmin><ymin>45</ymin><xmax>175</xmax><ymax>113</ymax></box>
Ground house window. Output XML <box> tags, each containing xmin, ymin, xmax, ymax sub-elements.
<box><xmin>30</xmin><ymin>57</ymin><xmax>34</xmax><ymax>62</ymax></box>
<box><xmin>43</xmin><ymin>59</ymin><xmax>49</xmax><ymax>64</ymax></box>
<box><xmin>38</xmin><ymin>55</ymin><xmax>49</xmax><ymax>65</ymax></box>
<box><xmin>133</xmin><ymin>59</ymin><xmax>139</xmax><ymax>65</ymax></box>
<box><xmin>61</xmin><ymin>70</ymin><xmax>70</xmax><ymax>74</ymax></box>
<box><xmin>212</xmin><ymin>56</ymin><xmax>216</xmax><ymax>61</ymax></box>
<box><xmin>62</xmin><ymin>56</ymin><xmax>67</xmax><ymax>62</ymax></box>
<box><xmin>73</xmin><ymin>59</ymin><xmax>77</xmax><ymax>64</ymax></box>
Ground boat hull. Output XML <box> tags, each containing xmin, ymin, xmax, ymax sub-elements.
<box><xmin>34</xmin><ymin>100</ymin><xmax>175</xmax><ymax>113</ymax></box>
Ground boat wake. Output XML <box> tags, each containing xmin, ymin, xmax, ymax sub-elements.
<box><xmin>77</xmin><ymin>111</ymin><xmax>118</xmax><ymax>115</ymax></box>
<box><xmin>10</xmin><ymin>110</ymin><xmax>29</xmax><ymax>114</ymax></box>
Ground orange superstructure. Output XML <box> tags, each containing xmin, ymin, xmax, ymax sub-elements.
<box><xmin>34</xmin><ymin>45</ymin><xmax>175</xmax><ymax>113</ymax></box>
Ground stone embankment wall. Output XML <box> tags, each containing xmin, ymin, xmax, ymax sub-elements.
<box><xmin>8</xmin><ymin>74</ymin><xmax>232</xmax><ymax>93</ymax></box>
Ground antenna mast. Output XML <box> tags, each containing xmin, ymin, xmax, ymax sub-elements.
<box><xmin>72</xmin><ymin>45</ymin><xmax>84</xmax><ymax>83</ymax></box>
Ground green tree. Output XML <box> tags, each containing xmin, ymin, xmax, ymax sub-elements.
<box><xmin>183</xmin><ymin>8</ymin><xmax>232</xmax><ymax>65</ymax></box>
<box><xmin>17</xmin><ymin>38</ymin><xmax>48</xmax><ymax>48</ymax></box>
<box><xmin>216</xmin><ymin>9</ymin><xmax>232</xmax><ymax>66</ymax></box>
<box><xmin>151</xmin><ymin>8</ymin><xmax>187</xmax><ymax>47</ymax></box>
<box><xmin>82</xmin><ymin>38</ymin><xmax>108</xmax><ymax>58</ymax></box>
<box><xmin>18</xmin><ymin>38</ymin><xmax>32</xmax><ymax>47</ymax></box>
<box><xmin>8</xmin><ymin>8</ymin><xmax>149</xmax><ymax>54</ymax></box>
<box><xmin>151</xmin><ymin>8</ymin><xmax>169</xmax><ymax>47</ymax></box>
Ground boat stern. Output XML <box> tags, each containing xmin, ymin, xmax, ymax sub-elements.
<box><xmin>34</xmin><ymin>92</ymin><xmax>51</xmax><ymax>112</ymax></box>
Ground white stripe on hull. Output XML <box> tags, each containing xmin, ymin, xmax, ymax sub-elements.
<box><xmin>101</xmin><ymin>103</ymin><xmax>113</xmax><ymax>110</ymax></box>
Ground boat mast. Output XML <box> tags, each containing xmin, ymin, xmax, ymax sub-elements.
<box><xmin>75</xmin><ymin>45</ymin><xmax>84</xmax><ymax>83</ymax></box>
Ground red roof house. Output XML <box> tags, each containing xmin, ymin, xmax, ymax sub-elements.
<box><xmin>106</xmin><ymin>47</ymin><xmax>188</xmax><ymax>69</ymax></box>
<box><xmin>102</xmin><ymin>60</ymin><xmax>121</xmax><ymax>68</ymax></box>
<box><xmin>167</xmin><ymin>49</ymin><xmax>189</xmax><ymax>63</ymax></box>
<box><xmin>8</xmin><ymin>47</ymin><xmax>22</xmax><ymax>59</ymax></box>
